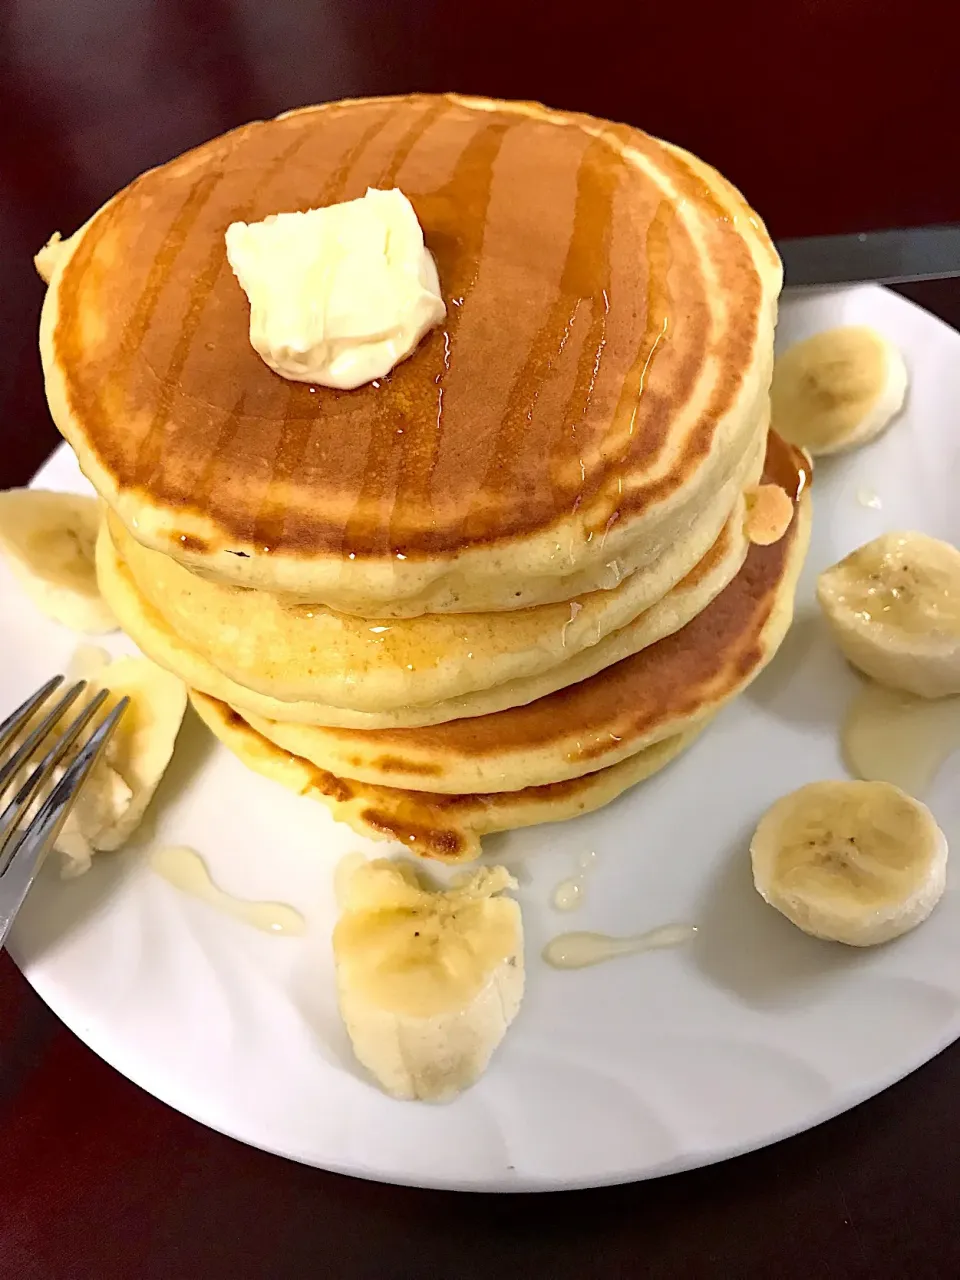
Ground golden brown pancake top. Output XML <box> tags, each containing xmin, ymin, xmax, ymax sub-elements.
<box><xmin>51</xmin><ymin>94</ymin><xmax>773</xmax><ymax>560</ymax></box>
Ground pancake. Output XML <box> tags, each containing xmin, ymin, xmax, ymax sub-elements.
<box><xmin>41</xmin><ymin>94</ymin><xmax>781</xmax><ymax>615</ymax></box>
<box><xmin>97</xmin><ymin>508</ymin><xmax>739</xmax><ymax>728</ymax></box>
<box><xmin>190</xmin><ymin>692</ymin><xmax>708</xmax><ymax>862</ymax></box>
<box><xmin>234</xmin><ymin>484</ymin><xmax>810</xmax><ymax>792</ymax></box>
<box><xmin>106</xmin><ymin>426</ymin><xmax>762</xmax><ymax>713</ymax></box>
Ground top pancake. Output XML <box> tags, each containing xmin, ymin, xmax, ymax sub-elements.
<box><xmin>41</xmin><ymin>94</ymin><xmax>781</xmax><ymax>614</ymax></box>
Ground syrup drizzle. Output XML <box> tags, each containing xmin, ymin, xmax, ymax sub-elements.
<box><xmin>581</xmin><ymin>197</ymin><xmax>675</xmax><ymax>534</ymax></box>
<box><xmin>135</xmin><ymin>131</ymin><xmax>317</xmax><ymax>497</ymax></box>
<box><xmin>344</xmin><ymin>112</ymin><xmax>517</xmax><ymax>558</ymax></box>
<box><xmin>247</xmin><ymin>115</ymin><xmax>398</xmax><ymax>552</ymax></box>
<box><xmin>467</xmin><ymin>134</ymin><xmax>621</xmax><ymax>525</ymax></box>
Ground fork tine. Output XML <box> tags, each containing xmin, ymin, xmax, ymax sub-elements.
<box><xmin>0</xmin><ymin>698</ymin><xmax>129</xmax><ymax>945</ymax></box>
<box><xmin>0</xmin><ymin>688</ymin><xmax>112</xmax><ymax>866</ymax></box>
<box><xmin>28</xmin><ymin>697</ymin><xmax>130</xmax><ymax>844</ymax></box>
<box><xmin>0</xmin><ymin>676</ymin><xmax>64</xmax><ymax>758</ymax></box>
<box><xmin>0</xmin><ymin>680</ymin><xmax>89</xmax><ymax>800</ymax></box>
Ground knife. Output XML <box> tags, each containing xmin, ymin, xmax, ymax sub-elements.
<box><xmin>777</xmin><ymin>224</ymin><xmax>960</xmax><ymax>289</ymax></box>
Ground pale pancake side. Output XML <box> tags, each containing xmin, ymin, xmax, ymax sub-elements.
<box><xmin>189</xmin><ymin>692</ymin><xmax>707</xmax><ymax>863</ymax></box>
<box><xmin>108</xmin><ymin>429</ymin><xmax>760</xmax><ymax>712</ymax></box>
<box><xmin>97</xmin><ymin>494</ymin><xmax>747</xmax><ymax>730</ymax></box>
<box><xmin>241</xmin><ymin>490</ymin><xmax>810</xmax><ymax>791</ymax></box>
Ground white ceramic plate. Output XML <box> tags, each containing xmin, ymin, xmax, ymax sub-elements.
<box><xmin>5</xmin><ymin>285</ymin><xmax>960</xmax><ymax>1191</ymax></box>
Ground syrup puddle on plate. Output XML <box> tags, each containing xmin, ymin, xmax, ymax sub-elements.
<box><xmin>550</xmin><ymin>849</ymin><xmax>598</xmax><ymax>911</ymax></box>
<box><xmin>150</xmin><ymin>846</ymin><xmax>306</xmax><ymax>936</ymax></box>
<box><xmin>542</xmin><ymin>923</ymin><xmax>697</xmax><ymax>970</ymax></box>
<box><xmin>842</xmin><ymin>682</ymin><xmax>960</xmax><ymax>795</ymax></box>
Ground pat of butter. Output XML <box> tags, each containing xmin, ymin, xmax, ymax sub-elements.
<box><xmin>225</xmin><ymin>188</ymin><xmax>446</xmax><ymax>390</ymax></box>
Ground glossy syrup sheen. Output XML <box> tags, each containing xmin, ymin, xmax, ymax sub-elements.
<box><xmin>52</xmin><ymin>95</ymin><xmax>768</xmax><ymax>561</ymax></box>
<box><xmin>151</xmin><ymin>845</ymin><xmax>306</xmax><ymax>935</ymax></box>
<box><xmin>842</xmin><ymin>682</ymin><xmax>960</xmax><ymax>797</ymax></box>
<box><xmin>542</xmin><ymin>923</ymin><xmax>697</xmax><ymax>969</ymax></box>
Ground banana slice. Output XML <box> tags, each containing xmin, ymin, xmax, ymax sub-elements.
<box><xmin>817</xmin><ymin>531</ymin><xmax>960</xmax><ymax>698</ymax></box>
<box><xmin>0</xmin><ymin>489</ymin><xmax>117</xmax><ymax>633</ymax></box>
<box><xmin>751</xmin><ymin>780</ymin><xmax>947</xmax><ymax>946</ymax></box>
<box><xmin>55</xmin><ymin>652</ymin><xmax>188</xmax><ymax>875</ymax></box>
<box><xmin>333</xmin><ymin>856</ymin><xmax>524</xmax><ymax>1101</ymax></box>
<box><xmin>771</xmin><ymin>326</ymin><xmax>907</xmax><ymax>455</ymax></box>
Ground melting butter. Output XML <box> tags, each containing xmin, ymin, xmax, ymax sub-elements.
<box><xmin>543</xmin><ymin>923</ymin><xmax>697</xmax><ymax>970</ymax></box>
<box><xmin>856</xmin><ymin>487</ymin><xmax>883</xmax><ymax>510</ymax></box>
<box><xmin>842</xmin><ymin>682</ymin><xmax>960</xmax><ymax>796</ymax></box>
<box><xmin>151</xmin><ymin>846</ymin><xmax>306</xmax><ymax>935</ymax></box>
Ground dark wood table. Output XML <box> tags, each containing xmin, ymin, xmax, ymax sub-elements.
<box><xmin>2</xmin><ymin>2</ymin><xmax>958</xmax><ymax>1274</ymax></box>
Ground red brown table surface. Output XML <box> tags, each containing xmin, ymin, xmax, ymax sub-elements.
<box><xmin>1</xmin><ymin>2</ymin><xmax>959</xmax><ymax>1274</ymax></box>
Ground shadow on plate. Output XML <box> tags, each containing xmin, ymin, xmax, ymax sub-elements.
<box><xmin>690</xmin><ymin>820</ymin><xmax>868</xmax><ymax>1009</ymax></box>
<box><xmin>134</xmin><ymin>704</ymin><xmax>215</xmax><ymax>844</ymax></box>
<box><xmin>9</xmin><ymin>704</ymin><xmax>215</xmax><ymax>962</ymax></box>
<box><xmin>289</xmin><ymin>944</ymin><xmax>369</xmax><ymax>1080</ymax></box>
<box><xmin>10</xmin><ymin>831</ymin><xmax>136</xmax><ymax>963</ymax></box>
<box><xmin>746</xmin><ymin>609</ymin><xmax>853</xmax><ymax>730</ymax></box>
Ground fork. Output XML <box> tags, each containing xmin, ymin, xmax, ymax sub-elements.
<box><xmin>0</xmin><ymin>677</ymin><xmax>128</xmax><ymax>947</ymax></box>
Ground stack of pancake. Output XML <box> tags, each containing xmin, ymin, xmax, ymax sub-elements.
<box><xmin>38</xmin><ymin>94</ymin><xmax>810</xmax><ymax>861</ymax></box>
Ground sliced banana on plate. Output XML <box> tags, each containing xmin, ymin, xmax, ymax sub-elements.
<box><xmin>817</xmin><ymin>531</ymin><xmax>960</xmax><ymax>698</ymax></box>
<box><xmin>333</xmin><ymin>856</ymin><xmax>524</xmax><ymax>1102</ymax></box>
<box><xmin>55</xmin><ymin>652</ymin><xmax>188</xmax><ymax>875</ymax></box>
<box><xmin>771</xmin><ymin>325</ymin><xmax>907</xmax><ymax>456</ymax></box>
<box><xmin>0</xmin><ymin>489</ymin><xmax>117</xmax><ymax>633</ymax></box>
<box><xmin>751</xmin><ymin>780</ymin><xmax>947</xmax><ymax>947</ymax></box>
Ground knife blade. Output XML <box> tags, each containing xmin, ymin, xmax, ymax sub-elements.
<box><xmin>777</xmin><ymin>225</ymin><xmax>960</xmax><ymax>289</ymax></box>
